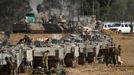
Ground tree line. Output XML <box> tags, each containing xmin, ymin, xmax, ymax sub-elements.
<box><xmin>0</xmin><ymin>0</ymin><xmax>30</xmax><ymax>31</ymax></box>
<box><xmin>39</xmin><ymin>0</ymin><xmax>134</xmax><ymax>21</ymax></box>
<box><xmin>0</xmin><ymin>0</ymin><xmax>134</xmax><ymax>28</ymax></box>
<box><xmin>81</xmin><ymin>0</ymin><xmax>134</xmax><ymax>21</ymax></box>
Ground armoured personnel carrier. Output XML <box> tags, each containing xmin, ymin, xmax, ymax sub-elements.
<box><xmin>33</xmin><ymin>39</ymin><xmax>64</xmax><ymax>69</ymax></box>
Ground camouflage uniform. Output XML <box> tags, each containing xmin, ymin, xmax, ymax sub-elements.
<box><xmin>43</xmin><ymin>51</ymin><xmax>49</xmax><ymax>71</ymax></box>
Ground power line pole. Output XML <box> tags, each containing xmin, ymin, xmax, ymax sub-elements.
<box><xmin>81</xmin><ymin>0</ymin><xmax>84</xmax><ymax>15</ymax></box>
<box><xmin>92</xmin><ymin>0</ymin><xmax>95</xmax><ymax>15</ymax></box>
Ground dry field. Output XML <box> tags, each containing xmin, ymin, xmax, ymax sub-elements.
<box><xmin>65</xmin><ymin>34</ymin><xmax>134</xmax><ymax>75</ymax></box>
<box><xmin>9</xmin><ymin>33</ymin><xmax>134</xmax><ymax>75</ymax></box>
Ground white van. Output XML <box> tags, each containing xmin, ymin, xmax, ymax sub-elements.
<box><xmin>110</xmin><ymin>23</ymin><xmax>133</xmax><ymax>33</ymax></box>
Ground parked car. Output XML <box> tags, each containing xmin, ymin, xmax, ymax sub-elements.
<box><xmin>103</xmin><ymin>22</ymin><xmax>115</xmax><ymax>30</ymax></box>
<box><xmin>110</xmin><ymin>23</ymin><xmax>132</xmax><ymax>33</ymax></box>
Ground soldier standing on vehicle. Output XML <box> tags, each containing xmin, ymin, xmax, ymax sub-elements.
<box><xmin>23</xmin><ymin>35</ymin><xmax>32</xmax><ymax>45</ymax></box>
<box><xmin>17</xmin><ymin>35</ymin><xmax>32</xmax><ymax>45</ymax></box>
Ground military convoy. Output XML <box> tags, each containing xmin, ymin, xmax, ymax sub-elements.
<box><xmin>0</xmin><ymin>28</ymin><xmax>112</xmax><ymax>73</ymax></box>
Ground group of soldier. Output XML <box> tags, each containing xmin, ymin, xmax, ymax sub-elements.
<box><xmin>1</xmin><ymin>32</ymin><xmax>123</xmax><ymax>75</ymax></box>
<box><xmin>94</xmin><ymin>44</ymin><xmax>122</xmax><ymax>66</ymax></box>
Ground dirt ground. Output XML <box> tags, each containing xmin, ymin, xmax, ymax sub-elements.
<box><xmin>10</xmin><ymin>33</ymin><xmax>134</xmax><ymax>75</ymax></box>
<box><xmin>65</xmin><ymin>33</ymin><xmax>134</xmax><ymax>75</ymax></box>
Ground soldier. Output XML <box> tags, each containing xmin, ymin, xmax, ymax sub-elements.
<box><xmin>104</xmin><ymin>48</ymin><xmax>109</xmax><ymax>66</ymax></box>
<box><xmin>42</xmin><ymin>50</ymin><xmax>50</xmax><ymax>72</ymax></box>
<box><xmin>113</xmin><ymin>44</ymin><xmax>123</xmax><ymax>65</ymax></box>
<box><xmin>59</xmin><ymin>47</ymin><xmax>65</xmax><ymax>66</ymax></box>
<box><xmin>102</xmin><ymin>44</ymin><xmax>109</xmax><ymax>66</ymax></box>
<box><xmin>97</xmin><ymin>45</ymin><xmax>104</xmax><ymax>63</ymax></box>
<box><xmin>5</xmin><ymin>57</ymin><xmax>14</xmax><ymax>75</ymax></box>
<box><xmin>111</xmin><ymin>44</ymin><xmax>117</xmax><ymax>66</ymax></box>
<box><xmin>17</xmin><ymin>35</ymin><xmax>32</xmax><ymax>45</ymax></box>
<box><xmin>118</xmin><ymin>45</ymin><xmax>121</xmax><ymax>56</ymax></box>
<box><xmin>23</xmin><ymin>35</ymin><xmax>32</xmax><ymax>45</ymax></box>
<box><xmin>117</xmin><ymin>45</ymin><xmax>122</xmax><ymax>64</ymax></box>
<box><xmin>103</xmin><ymin>44</ymin><xmax>116</xmax><ymax>66</ymax></box>
<box><xmin>73</xmin><ymin>44</ymin><xmax>79</xmax><ymax>67</ymax></box>
<box><xmin>93</xmin><ymin>47</ymin><xmax>97</xmax><ymax>63</ymax></box>
<box><xmin>17</xmin><ymin>39</ymin><xmax>24</xmax><ymax>44</ymax></box>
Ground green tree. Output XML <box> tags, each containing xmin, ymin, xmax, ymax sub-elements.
<box><xmin>0</xmin><ymin>0</ymin><xmax>30</xmax><ymax>31</ymax></box>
